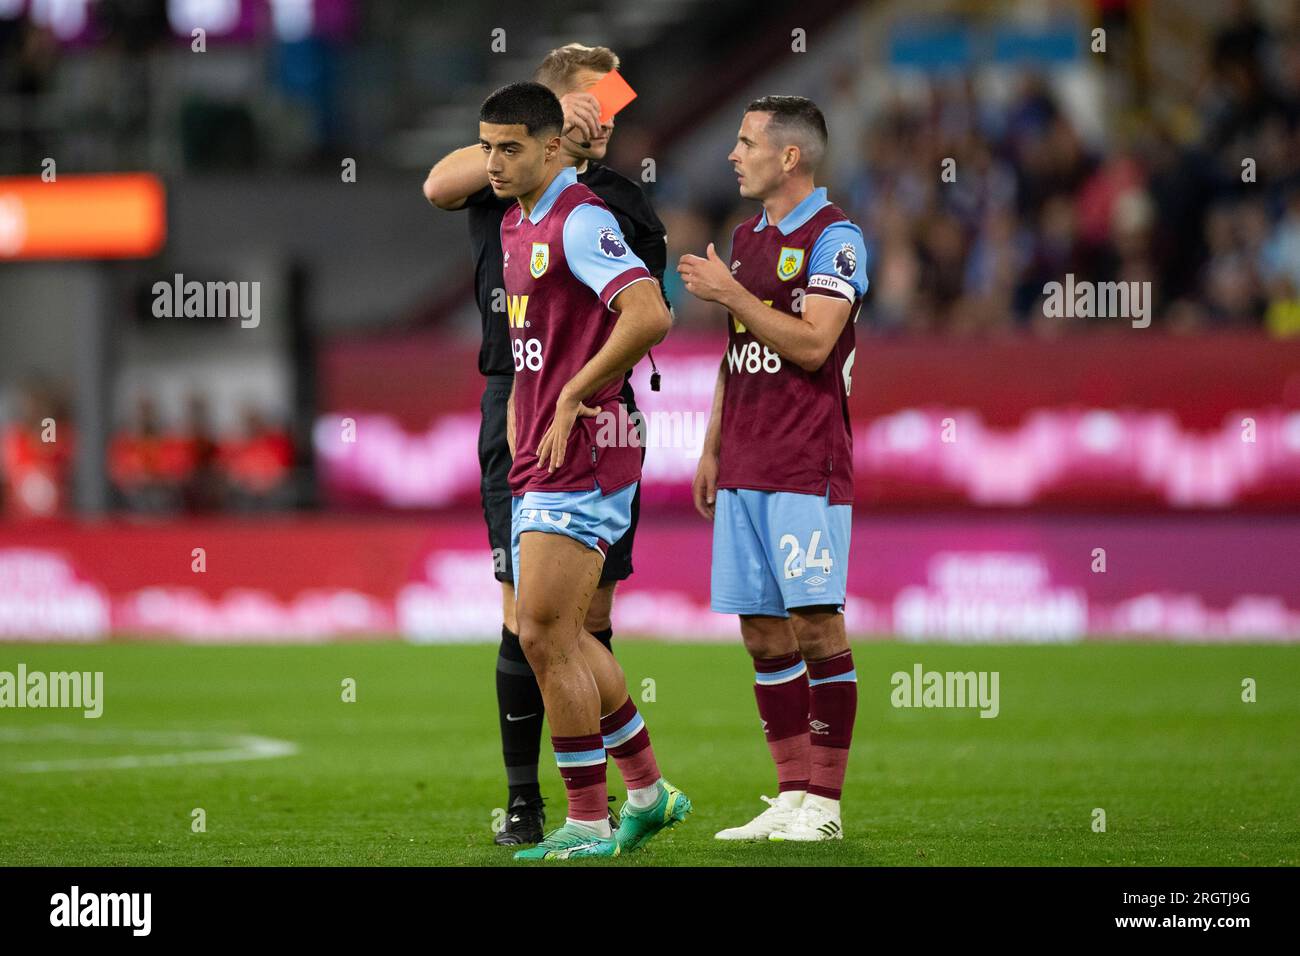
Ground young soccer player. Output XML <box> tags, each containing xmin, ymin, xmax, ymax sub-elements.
<box><xmin>679</xmin><ymin>96</ymin><xmax>868</xmax><ymax>841</ymax></box>
<box><xmin>423</xmin><ymin>45</ymin><xmax>670</xmax><ymax>845</ymax></box>
<box><xmin>478</xmin><ymin>81</ymin><xmax>689</xmax><ymax>860</ymax></box>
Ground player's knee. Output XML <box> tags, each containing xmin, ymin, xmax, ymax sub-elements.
<box><xmin>792</xmin><ymin>606</ymin><xmax>847</xmax><ymax>660</ymax></box>
<box><xmin>798</xmin><ymin>634</ymin><xmax>839</xmax><ymax>662</ymax></box>
<box><xmin>515</xmin><ymin>614</ymin><xmax>553</xmax><ymax>675</ymax></box>
<box><xmin>515</xmin><ymin>626</ymin><xmax>542</xmax><ymax>668</ymax></box>
<box><xmin>740</xmin><ymin>616</ymin><xmax>797</xmax><ymax>660</ymax></box>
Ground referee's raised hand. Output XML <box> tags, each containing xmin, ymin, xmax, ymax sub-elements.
<box><xmin>559</xmin><ymin>91</ymin><xmax>602</xmax><ymax>145</ymax></box>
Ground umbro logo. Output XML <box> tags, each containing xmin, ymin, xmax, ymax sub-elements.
<box><xmin>805</xmin><ymin>575</ymin><xmax>828</xmax><ymax>587</ymax></box>
<box><xmin>503</xmin><ymin>250</ymin><xmax>509</xmax><ymax>269</ymax></box>
<box><xmin>809</xmin><ymin>719</ymin><xmax>830</xmax><ymax>734</ymax></box>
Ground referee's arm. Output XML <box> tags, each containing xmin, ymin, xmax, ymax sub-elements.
<box><xmin>625</xmin><ymin>193</ymin><xmax>672</xmax><ymax>309</ymax></box>
<box><xmin>422</xmin><ymin>145</ymin><xmax>489</xmax><ymax>210</ymax></box>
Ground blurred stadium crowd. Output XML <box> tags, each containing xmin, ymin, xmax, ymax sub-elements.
<box><xmin>657</xmin><ymin>3</ymin><xmax>1300</xmax><ymax>335</ymax></box>
<box><xmin>4</xmin><ymin>0</ymin><xmax>1300</xmax><ymax>520</ymax></box>
<box><xmin>2</xmin><ymin>379</ymin><xmax>294</xmax><ymax>518</ymax></box>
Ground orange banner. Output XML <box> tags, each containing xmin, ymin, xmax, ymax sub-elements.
<box><xmin>0</xmin><ymin>173</ymin><xmax>166</xmax><ymax>260</ymax></box>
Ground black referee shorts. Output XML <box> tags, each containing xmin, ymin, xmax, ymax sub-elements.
<box><xmin>478</xmin><ymin>374</ymin><xmax>640</xmax><ymax>586</ymax></box>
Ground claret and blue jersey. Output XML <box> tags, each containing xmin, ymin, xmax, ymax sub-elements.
<box><xmin>499</xmin><ymin>165</ymin><xmax>656</xmax><ymax>560</ymax></box>
<box><xmin>712</xmin><ymin>187</ymin><xmax>869</xmax><ymax>617</ymax></box>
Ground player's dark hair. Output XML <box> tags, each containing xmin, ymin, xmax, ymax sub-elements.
<box><xmin>745</xmin><ymin>94</ymin><xmax>828</xmax><ymax>172</ymax></box>
<box><xmin>480</xmin><ymin>82</ymin><xmax>564</xmax><ymax>139</ymax></box>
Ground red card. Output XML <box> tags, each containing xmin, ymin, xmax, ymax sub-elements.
<box><xmin>589</xmin><ymin>70</ymin><xmax>637</xmax><ymax>124</ymax></box>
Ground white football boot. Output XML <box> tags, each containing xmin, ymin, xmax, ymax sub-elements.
<box><xmin>714</xmin><ymin>791</ymin><xmax>804</xmax><ymax>841</ymax></box>
<box><xmin>768</xmin><ymin>794</ymin><xmax>843</xmax><ymax>841</ymax></box>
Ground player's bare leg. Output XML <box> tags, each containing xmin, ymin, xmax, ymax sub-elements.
<box><xmin>496</xmin><ymin>575</ymin><xmax>618</xmax><ymax>845</ymax></box>
<box><xmin>769</xmin><ymin>605</ymin><xmax>856</xmax><ymax>841</ymax></box>
<box><xmin>715</xmin><ymin>614</ymin><xmax>810</xmax><ymax>839</ymax></box>
<box><xmin>513</xmin><ymin>530</ymin><xmax>687</xmax><ymax>858</ymax></box>
<box><xmin>740</xmin><ymin>613</ymin><xmax>798</xmax><ymax>657</ymax></box>
<box><xmin>515</xmin><ymin>530</ymin><xmax>603</xmax><ymax>738</ymax></box>
<box><xmin>577</xmin><ymin>600</ymin><xmax>691</xmax><ymax>852</ymax></box>
<box><xmin>583</xmin><ymin>580</ymin><xmax>619</xmax><ymax>662</ymax></box>
<box><xmin>496</xmin><ymin>578</ymin><xmax>622</xmax><ymax>846</ymax></box>
<box><xmin>510</xmin><ymin>529</ymin><xmax>618</xmax><ymax>858</ymax></box>
<box><xmin>583</xmin><ymin>581</ymin><xmax>614</xmax><ymax>634</ymax></box>
<box><xmin>578</xmin><ymin>630</ymin><xmax>628</xmax><ymax>715</ymax></box>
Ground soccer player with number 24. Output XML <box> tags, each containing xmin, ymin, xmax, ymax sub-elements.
<box><xmin>680</xmin><ymin>96</ymin><xmax>869</xmax><ymax>842</ymax></box>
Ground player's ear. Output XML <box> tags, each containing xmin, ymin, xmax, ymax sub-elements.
<box><xmin>783</xmin><ymin>144</ymin><xmax>800</xmax><ymax>174</ymax></box>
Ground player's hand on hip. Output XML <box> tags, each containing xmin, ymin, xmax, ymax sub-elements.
<box><xmin>677</xmin><ymin>243</ymin><xmax>734</xmax><ymax>303</ymax></box>
<box><xmin>559</xmin><ymin>91</ymin><xmax>602</xmax><ymax>144</ymax></box>
<box><xmin>692</xmin><ymin>451</ymin><xmax>719</xmax><ymax>521</ymax></box>
<box><xmin>536</xmin><ymin>393</ymin><xmax>601</xmax><ymax>474</ymax></box>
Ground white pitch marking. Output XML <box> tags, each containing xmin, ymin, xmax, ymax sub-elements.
<box><xmin>0</xmin><ymin>727</ymin><xmax>299</xmax><ymax>773</ymax></box>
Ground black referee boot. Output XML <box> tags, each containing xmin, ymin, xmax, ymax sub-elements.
<box><xmin>495</xmin><ymin>795</ymin><xmax>545</xmax><ymax>846</ymax></box>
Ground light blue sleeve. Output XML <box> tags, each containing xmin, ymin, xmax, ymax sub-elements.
<box><xmin>562</xmin><ymin>203</ymin><xmax>653</xmax><ymax>307</ymax></box>
<box><xmin>806</xmin><ymin>221</ymin><xmax>869</xmax><ymax>301</ymax></box>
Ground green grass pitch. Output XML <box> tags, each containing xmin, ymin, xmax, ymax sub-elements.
<box><xmin>1</xmin><ymin>641</ymin><xmax>1296</xmax><ymax>866</ymax></box>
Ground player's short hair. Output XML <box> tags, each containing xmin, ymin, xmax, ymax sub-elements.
<box><xmin>479</xmin><ymin>82</ymin><xmax>564</xmax><ymax>139</ymax></box>
<box><xmin>534</xmin><ymin>42</ymin><xmax>620</xmax><ymax>94</ymax></box>
<box><xmin>745</xmin><ymin>95</ymin><xmax>828</xmax><ymax>173</ymax></box>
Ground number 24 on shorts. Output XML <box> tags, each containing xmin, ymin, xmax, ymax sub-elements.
<box><xmin>780</xmin><ymin>530</ymin><xmax>833</xmax><ymax>580</ymax></box>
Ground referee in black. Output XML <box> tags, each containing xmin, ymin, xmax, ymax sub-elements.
<box><xmin>423</xmin><ymin>42</ymin><xmax>669</xmax><ymax>845</ymax></box>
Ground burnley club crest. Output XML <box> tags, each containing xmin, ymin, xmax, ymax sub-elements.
<box><xmin>529</xmin><ymin>242</ymin><xmax>549</xmax><ymax>278</ymax></box>
<box><xmin>777</xmin><ymin>246</ymin><xmax>805</xmax><ymax>281</ymax></box>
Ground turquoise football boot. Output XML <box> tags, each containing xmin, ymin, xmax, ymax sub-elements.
<box><xmin>615</xmin><ymin>780</ymin><xmax>693</xmax><ymax>852</ymax></box>
<box><xmin>513</xmin><ymin>821</ymin><xmax>620</xmax><ymax>861</ymax></box>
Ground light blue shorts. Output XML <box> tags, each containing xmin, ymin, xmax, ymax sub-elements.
<box><xmin>711</xmin><ymin>488</ymin><xmax>851</xmax><ymax>617</ymax></box>
<box><xmin>511</xmin><ymin>482</ymin><xmax>637</xmax><ymax>592</ymax></box>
